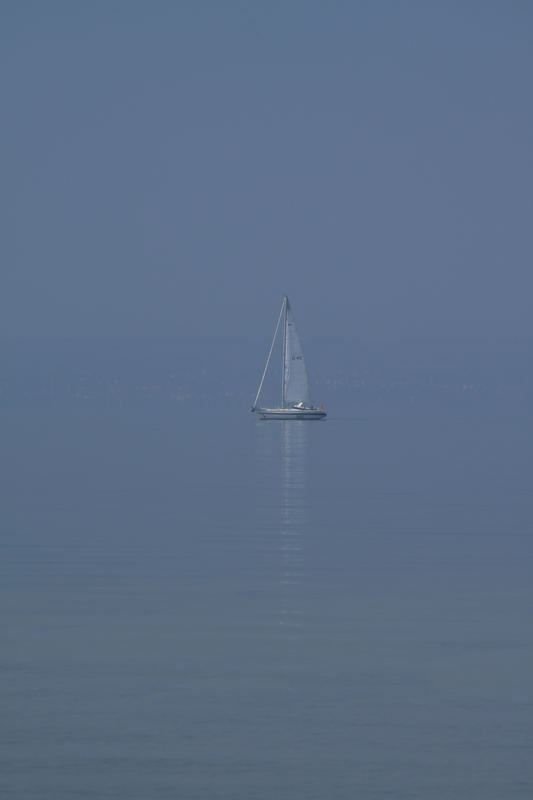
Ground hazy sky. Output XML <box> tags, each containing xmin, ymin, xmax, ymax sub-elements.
<box><xmin>3</xmin><ymin>1</ymin><xmax>532</xmax><ymax>343</ymax></box>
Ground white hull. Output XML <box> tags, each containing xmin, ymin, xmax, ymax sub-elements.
<box><xmin>253</xmin><ymin>407</ymin><xmax>326</xmax><ymax>421</ymax></box>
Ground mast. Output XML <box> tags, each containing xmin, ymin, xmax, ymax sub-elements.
<box><xmin>281</xmin><ymin>295</ymin><xmax>288</xmax><ymax>407</ymax></box>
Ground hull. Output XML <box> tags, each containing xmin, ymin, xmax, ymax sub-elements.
<box><xmin>253</xmin><ymin>407</ymin><xmax>326</xmax><ymax>421</ymax></box>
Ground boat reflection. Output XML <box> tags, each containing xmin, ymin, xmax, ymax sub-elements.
<box><xmin>279</xmin><ymin>421</ymin><xmax>308</xmax><ymax>627</ymax></box>
<box><xmin>254</xmin><ymin>419</ymin><xmax>309</xmax><ymax>628</ymax></box>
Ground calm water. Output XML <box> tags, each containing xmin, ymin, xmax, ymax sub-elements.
<box><xmin>2</xmin><ymin>404</ymin><xmax>532</xmax><ymax>798</ymax></box>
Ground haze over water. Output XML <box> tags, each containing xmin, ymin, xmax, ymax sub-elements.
<box><xmin>3</xmin><ymin>2</ymin><xmax>533</xmax><ymax>796</ymax></box>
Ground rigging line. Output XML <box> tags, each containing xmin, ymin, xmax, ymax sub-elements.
<box><xmin>252</xmin><ymin>298</ymin><xmax>285</xmax><ymax>410</ymax></box>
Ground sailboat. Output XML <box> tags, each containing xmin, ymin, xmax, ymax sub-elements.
<box><xmin>251</xmin><ymin>296</ymin><xmax>327</xmax><ymax>420</ymax></box>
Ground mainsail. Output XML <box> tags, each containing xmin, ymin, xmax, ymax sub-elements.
<box><xmin>283</xmin><ymin>299</ymin><xmax>311</xmax><ymax>407</ymax></box>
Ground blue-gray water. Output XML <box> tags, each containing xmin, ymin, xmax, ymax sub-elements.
<box><xmin>2</xmin><ymin>400</ymin><xmax>532</xmax><ymax>798</ymax></box>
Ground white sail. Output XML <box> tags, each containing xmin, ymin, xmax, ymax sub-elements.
<box><xmin>283</xmin><ymin>299</ymin><xmax>311</xmax><ymax>407</ymax></box>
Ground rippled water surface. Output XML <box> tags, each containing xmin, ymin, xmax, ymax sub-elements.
<box><xmin>2</xmin><ymin>405</ymin><xmax>532</xmax><ymax>798</ymax></box>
